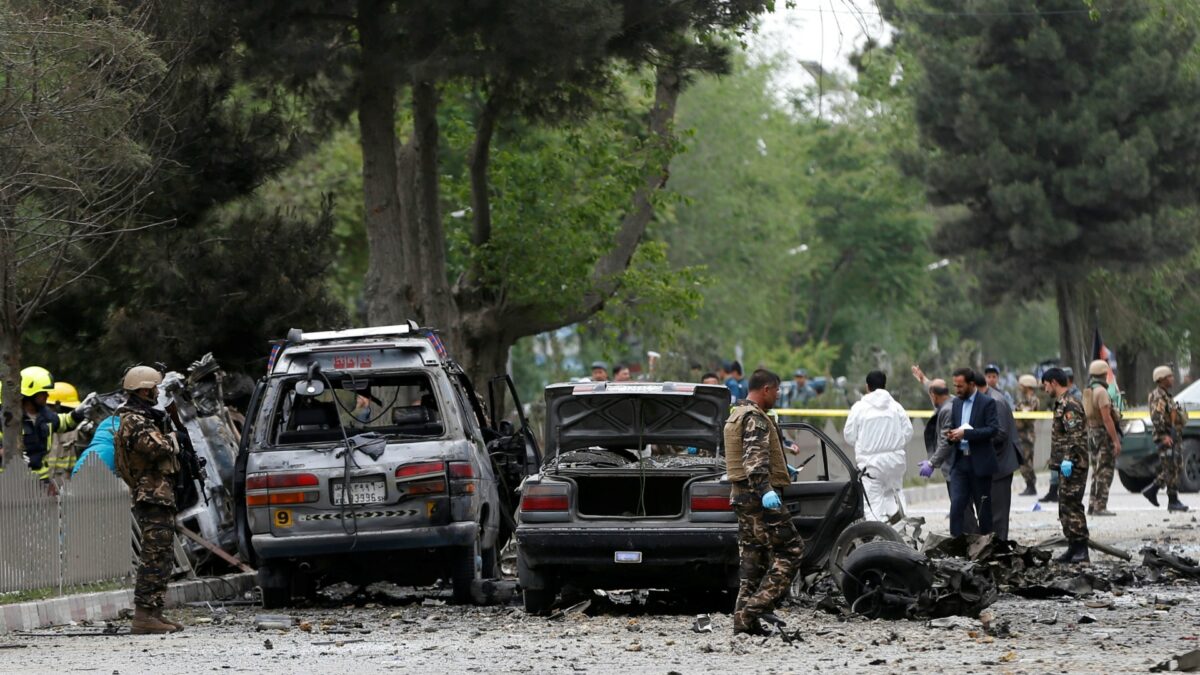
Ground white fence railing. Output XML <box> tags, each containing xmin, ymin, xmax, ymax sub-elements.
<box><xmin>0</xmin><ymin>455</ymin><xmax>132</xmax><ymax>594</ymax></box>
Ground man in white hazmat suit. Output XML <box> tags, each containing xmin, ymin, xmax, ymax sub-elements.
<box><xmin>844</xmin><ymin>370</ymin><xmax>913</xmax><ymax>522</ymax></box>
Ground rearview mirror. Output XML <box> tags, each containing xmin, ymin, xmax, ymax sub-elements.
<box><xmin>294</xmin><ymin>379</ymin><xmax>325</xmax><ymax>397</ymax></box>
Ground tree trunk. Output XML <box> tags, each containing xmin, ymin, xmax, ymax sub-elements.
<box><xmin>1054</xmin><ymin>277</ymin><xmax>1093</xmax><ymax>378</ymax></box>
<box><xmin>359</xmin><ymin>2</ymin><xmax>413</xmax><ymax>326</ymax></box>
<box><xmin>409</xmin><ymin>79</ymin><xmax>455</xmax><ymax>336</ymax></box>
<box><xmin>0</xmin><ymin>330</ymin><xmax>22</xmax><ymax>471</ymax></box>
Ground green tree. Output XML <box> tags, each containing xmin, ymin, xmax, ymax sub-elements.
<box><xmin>880</xmin><ymin>0</ymin><xmax>1200</xmax><ymax>373</ymax></box>
<box><xmin>235</xmin><ymin>0</ymin><xmax>772</xmax><ymax>386</ymax></box>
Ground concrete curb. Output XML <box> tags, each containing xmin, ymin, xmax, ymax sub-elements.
<box><xmin>0</xmin><ymin>572</ymin><xmax>256</xmax><ymax>634</ymax></box>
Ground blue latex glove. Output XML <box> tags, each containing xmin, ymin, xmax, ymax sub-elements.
<box><xmin>919</xmin><ymin>460</ymin><xmax>934</xmax><ymax>478</ymax></box>
<box><xmin>787</xmin><ymin>464</ymin><xmax>799</xmax><ymax>479</ymax></box>
<box><xmin>762</xmin><ymin>490</ymin><xmax>782</xmax><ymax>510</ymax></box>
<box><xmin>686</xmin><ymin>446</ymin><xmax>698</xmax><ymax>455</ymax></box>
<box><xmin>1060</xmin><ymin>459</ymin><xmax>1073</xmax><ymax>478</ymax></box>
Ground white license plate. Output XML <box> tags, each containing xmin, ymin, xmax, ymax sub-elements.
<box><xmin>332</xmin><ymin>477</ymin><xmax>386</xmax><ymax>505</ymax></box>
<box><xmin>614</xmin><ymin>551</ymin><xmax>642</xmax><ymax>564</ymax></box>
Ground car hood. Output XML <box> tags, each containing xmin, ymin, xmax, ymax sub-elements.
<box><xmin>543</xmin><ymin>382</ymin><xmax>729</xmax><ymax>457</ymax></box>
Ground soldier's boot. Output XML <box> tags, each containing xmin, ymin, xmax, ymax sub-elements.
<box><xmin>131</xmin><ymin>606</ymin><xmax>178</xmax><ymax>635</ymax></box>
<box><xmin>1168</xmin><ymin>496</ymin><xmax>1189</xmax><ymax>512</ymax></box>
<box><xmin>1039</xmin><ymin>483</ymin><xmax>1058</xmax><ymax>503</ymax></box>
<box><xmin>1092</xmin><ymin>509</ymin><xmax>1117</xmax><ymax>517</ymax></box>
<box><xmin>1142</xmin><ymin>483</ymin><xmax>1161</xmax><ymax>507</ymax></box>
<box><xmin>732</xmin><ymin>613</ymin><xmax>771</xmax><ymax>636</ymax></box>
<box><xmin>1020</xmin><ymin>479</ymin><xmax>1037</xmax><ymax>496</ymax></box>
<box><xmin>153</xmin><ymin>607</ymin><xmax>185</xmax><ymax>631</ymax></box>
<box><xmin>1055</xmin><ymin>541</ymin><xmax>1089</xmax><ymax>564</ymax></box>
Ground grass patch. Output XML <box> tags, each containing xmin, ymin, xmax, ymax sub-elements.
<box><xmin>0</xmin><ymin>579</ymin><xmax>132</xmax><ymax>605</ymax></box>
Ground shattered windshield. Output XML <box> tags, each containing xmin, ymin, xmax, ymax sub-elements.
<box><xmin>553</xmin><ymin>447</ymin><xmax>722</xmax><ymax>470</ymax></box>
<box><xmin>269</xmin><ymin>372</ymin><xmax>443</xmax><ymax>446</ymax></box>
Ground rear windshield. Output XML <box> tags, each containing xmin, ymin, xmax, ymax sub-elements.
<box><xmin>269</xmin><ymin>372</ymin><xmax>444</xmax><ymax>446</ymax></box>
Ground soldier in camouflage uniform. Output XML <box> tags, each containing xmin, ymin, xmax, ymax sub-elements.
<box><xmin>1145</xmin><ymin>366</ymin><xmax>1190</xmax><ymax>512</ymax></box>
<box><xmin>723</xmin><ymin>369</ymin><xmax>803</xmax><ymax>635</ymax></box>
<box><xmin>113</xmin><ymin>366</ymin><xmax>184</xmax><ymax>635</ymax></box>
<box><xmin>1015</xmin><ymin>375</ymin><xmax>1040</xmax><ymax>495</ymax></box>
<box><xmin>1083</xmin><ymin>360</ymin><xmax>1121</xmax><ymax>516</ymax></box>
<box><xmin>1042</xmin><ymin>368</ymin><xmax>1089</xmax><ymax>563</ymax></box>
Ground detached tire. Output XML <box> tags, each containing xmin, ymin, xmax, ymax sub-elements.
<box><xmin>840</xmin><ymin>541</ymin><xmax>933</xmax><ymax>620</ymax></box>
<box><xmin>826</xmin><ymin>520</ymin><xmax>904</xmax><ymax>590</ymax></box>
<box><xmin>1118</xmin><ymin>470</ymin><xmax>1153</xmax><ymax>494</ymax></box>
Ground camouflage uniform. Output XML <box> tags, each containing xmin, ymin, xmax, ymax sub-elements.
<box><xmin>724</xmin><ymin>400</ymin><xmax>803</xmax><ymax>633</ymax></box>
<box><xmin>1050</xmin><ymin>393</ymin><xmax>1089</xmax><ymax>544</ymax></box>
<box><xmin>1149</xmin><ymin>386</ymin><xmax>1187</xmax><ymax>499</ymax></box>
<box><xmin>1084</xmin><ymin>380</ymin><xmax>1117</xmax><ymax>513</ymax></box>
<box><xmin>1014</xmin><ymin>392</ymin><xmax>1039</xmax><ymax>485</ymax></box>
<box><xmin>114</xmin><ymin>397</ymin><xmax>179</xmax><ymax>611</ymax></box>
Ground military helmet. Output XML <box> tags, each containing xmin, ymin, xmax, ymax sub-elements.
<box><xmin>1088</xmin><ymin>360</ymin><xmax>1109</xmax><ymax>377</ymax></box>
<box><xmin>1018</xmin><ymin>374</ymin><xmax>1038</xmax><ymax>388</ymax></box>
<box><xmin>47</xmin><ymin>381</ymin><xmax>81</xmax><ymax>408</ymax></box>
<box><xmin>1153</xmin><ymin>365</ymin><xmax>1174</xmax><ymax>383</ymax></box>
<box><xmin>123</xmin><ymin>365</ymin><xmax>163</xmax><ymax>392</ymax></box>
<box><xmin>20</xmin><ymin>366</ymin><xmax>55</xmax><ymax>398</ymax></box>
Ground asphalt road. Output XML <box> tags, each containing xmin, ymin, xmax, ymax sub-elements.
<box><xmin>5</xmin><ymin>482</ymin><xmax>1199</xmax><ymax>674</ymax></box>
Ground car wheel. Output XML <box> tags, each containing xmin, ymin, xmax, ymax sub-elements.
<box><xmin>1118</xmin><ymin>469</ymin><xmax>1154</xmax><ymax>494</ymax></box>
<box><xmin>258</xmin><ymin>562</ymin><xmax>293</xmax><ymax>609</ymax></box>
<box><xmin>481</xmin><ymin>545</ymin><xmax>498</xmax><ymax>579</ymax></box>
<box><xmin>451</xmin><ymin>535</ymin><xmax>483</xmax><ymax>605</ymax></box>
<box><xmin>840</xmin><ymin>541</ymin><xmax>933</xmax><ymax>620</ymax></box>
<box><xmin>517</xmin><ymin>548</ymin><xmax>557</xmax><ymax>614</ymax></box>
<box><xmin>1179</xmin><ymin>439</ymin><xmax>1200</xmax><ymax>493</ymax></box>
<box><xmin>823</xmin><ymin>520</ymin><xmax>904</xmax><ymax>591</ymax></box>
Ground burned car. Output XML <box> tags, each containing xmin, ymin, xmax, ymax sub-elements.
<box><xmin>514</xmin><ymin>381</ymin><xmax>887</xmax><ymax>613</ymax></box>
<box><xmin>235</xmin><ymin>323</ymin><xmax>535</xmax><ymax>607</ymax></box>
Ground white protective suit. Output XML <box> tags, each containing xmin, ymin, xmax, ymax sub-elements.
<box><xmin>843</xmin><ymin>388</ymin><xmax>913</xmax><ymax>523</ymax></box>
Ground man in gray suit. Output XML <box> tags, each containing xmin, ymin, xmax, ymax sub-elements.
<box><xmin>977</xmin><ymin>372</ymin><xmax>1023</xmax><ymax>540</ymax></box>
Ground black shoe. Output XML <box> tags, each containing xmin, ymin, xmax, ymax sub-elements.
<box><xmin>1168</xmin><ymin>499</ymin><xmax>1189</xmax><ymax>512</ymax></box>
<box><xmin>758</xmin><ymin>612</ymin><xmax>787</xmax><ymax>629</ymax></box>
<box><xmin>1020</xmin><ymin>481</ymin><xmax>1037</xmax><ymax>496</ymax></box>
<box><xmin>733</xmin><ymin>618</ymin><xmax>773</xmax><ymax>636</ymax></box>
<box><xmin>1143</xmin><ymin>484</ymin><xmax>1160</xmax><ymax>507</ymax></box>
<box><xmin>1039</xmin><ymin>484</ymin><xmax>1059</xmax><ymax>503</ymax></box>
<box><xmin>1055</xmin><ymin>541</ymin><xmax>1089</xmax><ymax>564</ymax></box>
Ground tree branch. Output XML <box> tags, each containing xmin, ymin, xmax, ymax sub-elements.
<box><xmin>469</xmin><ymin>85</ymin><xmax>504</xmax><ymax>249</ymax></box>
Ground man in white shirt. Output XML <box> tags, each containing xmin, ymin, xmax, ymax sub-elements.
<box><xmin>844</xmin><ymin>370</ymin><xmax>914</xmax><ymax>523</ymax></box>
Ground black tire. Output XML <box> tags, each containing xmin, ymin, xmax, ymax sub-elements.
<box><xmin>1118</xmin><ymin>470</ymin><xmax>1154</xmax><ymax>494</ymax></box>
<box><xmin>1179</xmin><ymin>439</ymin><xmax>1200</xmax><ymax>493</ymax></box>
<box><xmin>517</xmin><ymin>549</ymin><xmax>556</xmax><ymax>614</ymax></box>
<box><xmin>481</xmin><ymin>545</ymin><xmax>498</xmax><ymax>579</ymax></box>
<box><xmin>258</xmin><ymin>562</ymin><xmax>293</xmax><ymax>609</ymax></box>
<box><xmin>450</xmin><ymin>536</ymin><xmax>482</xmax><ymax>605</ymax></box>
<box><xmin>824</xmin><ymin>520</ymin><xmax>904</xmax><ymax>591</ymax></box>
<box><xmin>840</xmin><ymin>541</ymin><xmax>933</xmax><ymax>620</ymax></box>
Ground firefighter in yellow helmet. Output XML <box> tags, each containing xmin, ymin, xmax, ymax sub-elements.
<box><xmin>46</xmin><ymin>381</ymin><xmax>85</xmax><ymax>476</ymax></box>
<box><xmin>3</xmin><ymin>367</ymin><xmax>90</xmax><ymax>482</ymax></box>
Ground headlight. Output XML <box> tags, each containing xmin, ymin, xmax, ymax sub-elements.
<box><xmin>1123</xmin><ymin>420</ymin><xmax>1146</xmax><ymax>435</ymax></box>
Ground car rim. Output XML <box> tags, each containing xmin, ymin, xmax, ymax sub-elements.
<box><xmin>850</xmin><ymin>570</ymin><xmax>915</xmax><ymax>617</ymax></box>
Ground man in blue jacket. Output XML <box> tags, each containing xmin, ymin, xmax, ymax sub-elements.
<box><xmin>921</xmin><ymin>368</ymin><xmax>1000</xmax><ymax>536</ymax></box>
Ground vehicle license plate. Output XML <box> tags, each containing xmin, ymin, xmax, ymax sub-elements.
<box><xmin>614</xmin><ymin>551</ymin><xmax>643</xmax><ymax>564</ymax></box>
<box><xmin>332</xmin><ymin>477</ymin><xmax>386</xmax><ymax>505</ymax></box>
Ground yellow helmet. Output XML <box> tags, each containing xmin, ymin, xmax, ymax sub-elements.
<box><xmin>20</xmin><ymin>366</ymin><xmax>55</xmax><ymax>398</ymax></box>
<box><xmin>47</xmin><ymin>381</ymin><xmax>81</xmax><ymax>408</ymax></box>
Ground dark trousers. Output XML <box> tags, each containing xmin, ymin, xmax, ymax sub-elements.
<box><xmin>949</xmin><ymin>468</ymin><xmax>993</xmax><ymax>537</ymax></box>
<box><xmin>991</xmin><ymin>472</ymin><xmax>1013</xmax><ymax>541</ymax></box>
<box><xmin>943</xmin><ymin>479</ymin><xmax>978</xmax><ymax>534</ymax></box>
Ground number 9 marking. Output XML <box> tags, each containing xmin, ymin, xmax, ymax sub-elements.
<box><xmin>273</xmin><ymin>509</ymin><xmax>293</xmax><ymax>528</ymax></box>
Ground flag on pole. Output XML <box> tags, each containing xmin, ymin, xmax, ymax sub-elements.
<box><xmin>1092</xmin><ymin>327</ymin><xmax>1117</xmax><ymax>384</ymax></box>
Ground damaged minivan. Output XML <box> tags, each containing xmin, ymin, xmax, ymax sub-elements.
<box><xmin>515</xmin><ymin>381</ymin><xmax>878</xmax><ymax>613</ymax></box>
<box><xmin>235</xmin><ymin>323</ymin><xmax>536</xmax><ymax>607</ymax></box>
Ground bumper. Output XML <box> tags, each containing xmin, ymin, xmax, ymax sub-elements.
<box><xmin>253</xmin><ymin>521</ymin><xmax>478</xmax><ymax>560</ymax></box>
<box><xmin>517</xmin><ymin>525</ymin><xmax>738</xmax><ymax>568</ymax></box>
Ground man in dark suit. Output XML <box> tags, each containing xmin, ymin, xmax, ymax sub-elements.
<box><xmin>977</xmin><ymin>372</ymin><xmax>1023</xmax><ymax>540</ymax></box>
<box><xmin>924</xmin><ymin>368</ymin><xmax>1000</xmax><ymax>536</ymax></box>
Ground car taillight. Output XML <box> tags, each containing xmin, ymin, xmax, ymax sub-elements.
<box><xmin>448</xmin><ymin>461</ymin><xmax>476</xmax><ymax>495</ymax></box>
<box><xmin>245</xmin><ymin>472</ymin><xmax>321</xmax><ymax>507</ymax></box>
<box><xmin>689</xmin><ymin>483</ymin><xmax>732</xmax><ymax>512</ymax></box>
<box><xmin>246</xmin><ymin>472</ymin><xmax>319</xmax><ymax>490</ymax></box>
<box><xmin>396</xmin><ymin>461</ymin><xmax>446</xmax><ymax>495</ymax></box>
<box><xmin>395</xmin><ymin>461</ymin><xmax>445</xmax><ymax>480</ymax></box>
<box><xmin>520</xmin><ymin>483</ymin><xmax>570</xmax><ymax>511</ymax></box>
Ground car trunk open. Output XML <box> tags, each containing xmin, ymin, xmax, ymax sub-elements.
<box><xmin>563</xmin><ymin>471</ymin><xmax>692</xmax><ymax>517</ymax></box>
